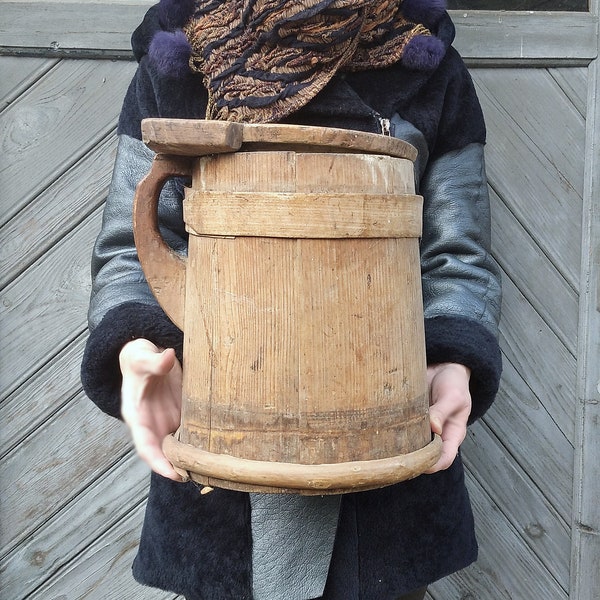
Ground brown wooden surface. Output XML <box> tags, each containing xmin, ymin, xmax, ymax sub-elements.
<box><xmin>163</xmin><ymin>433</ymin><xmax>442</xmax><ymax>494</ymax></box>
<box><xmin>183</xmin><ymin>190</ymin><xmax>423</xmax><ymax>238</ymax></box>
<box><xmin>142</xmin><ymin>118</ymin><xmax>244</xmax><ymax>156</ymax></box>
<box><xmin>133</xmin><ymin>154</ymin><xmax>192</xmax><ymax>330</ymax></box>
<box><xmin>143</xmin><ymin>145</ymin><xmax>433</xmax><ymax>492</ymax></box>
<box><xmin>142</xmin><ymin>118</ymin><xmax>419</xmax><ymax>160</ymax></box>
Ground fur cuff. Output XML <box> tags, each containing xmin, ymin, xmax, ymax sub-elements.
<box><xmin>425</xmin><ymin>315</ymin><xmax>502</xmax><ymax>423</ymax></box>
<box><xmin>81</xmin><ymin>302</ymin><xmax>183</xmax><ymax>419</ymax></box>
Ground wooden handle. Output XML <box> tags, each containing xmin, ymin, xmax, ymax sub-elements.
<box><xmin>133</xmin><ymin>154</ymin><xmax>193</xmax><ymax>330</ymax></box>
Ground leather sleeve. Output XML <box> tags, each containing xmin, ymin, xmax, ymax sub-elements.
<box><xmin>81</xmin><ymin>134</ymin><xmax>186</xmax><ymax>418</ymax></box>
<box><xmin>419</xmin><ymin>142</ymin><xmax>503</xmax><ymax>421</ymax></box>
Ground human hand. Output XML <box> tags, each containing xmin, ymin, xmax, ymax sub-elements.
<box><xmin>425</xmin><ymin>362</ymin><xmax>472</xmax><ymax>473</ymax></box>
<box><xmin>119</xmin><ymin>338</ymin><xmax>183</xmax><ymax>481</ymax></box>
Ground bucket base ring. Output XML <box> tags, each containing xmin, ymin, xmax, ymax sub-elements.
<box><xmin>163</xmin><ymin>433</ymin><xmax>442</xmax><ymax>495</ymax></box>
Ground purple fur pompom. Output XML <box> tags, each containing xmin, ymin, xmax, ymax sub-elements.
<box><xmin>402</xmin><ymin>0</ymin><xmax>447</xmax><ymax>27</ymax></box>
<box><xmin>149</xmin><ymin>30</ymin><xmax>192</xmax><ymax>78</ymax></box>
<box><xmin>401</xmin><ymin>34</ymin><xmax>445</xmax><ymax>71</ymax></box>
<box><xmin>158</xmin><ymin>0</ymin><xmax>196</xmax><ymax>30</ymax></box>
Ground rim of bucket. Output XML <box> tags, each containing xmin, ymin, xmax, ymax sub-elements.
<box><xmin>163</xmin><ymin>433</ymin><xmax>441</xmax><ymax>495</ymax></box>
<box><xmin>141</xmin><ymin>119</ymin><xmax>418</xmax><ymax>162</ymax></box>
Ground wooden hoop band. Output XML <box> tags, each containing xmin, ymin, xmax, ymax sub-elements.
<box><xmin>184</xmin><ymin>192</ymin><xmax>423</xmax><ymax>238</ymax></box>
<box><xmin>163</xmin><ymin>433</ymin><xmax>442</xmax><ymax>494</ymax></box>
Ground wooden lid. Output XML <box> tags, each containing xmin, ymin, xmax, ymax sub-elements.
<box><xmin>141</xmin><ymin>118</ymin><xmax>418</xmax><ymax>162</ymax></box>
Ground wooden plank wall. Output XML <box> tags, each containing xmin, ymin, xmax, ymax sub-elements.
<box><xmin>0</xmin><ymin>55</ymin><xmax>177</xmax><ymax>600</ymax></box>
<box><xmin>1</xmin><ymin>7</ymin><xmax>598</xmax><ymax>599</ymax></box>
<box><xmin>430</xmin><ymin>65</ymin><xmax>587</xmax><ymax>599</ymax></box>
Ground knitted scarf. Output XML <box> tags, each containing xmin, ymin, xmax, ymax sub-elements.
<box><xmin>150</xmin><ymin>0</ymin><xmax>447</xmax><ymax>123</ymax></box>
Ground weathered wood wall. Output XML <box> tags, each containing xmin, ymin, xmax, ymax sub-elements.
<box><xmin>1</xmin><ymin>5</ymin><xmax>598</xmax><ymax>599</ymax></box>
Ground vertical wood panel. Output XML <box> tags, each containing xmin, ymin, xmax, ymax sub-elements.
<box><xmin>571</xmin><ymin>33</ymin><xmax>600</xmax><ymax>600</ymax></box>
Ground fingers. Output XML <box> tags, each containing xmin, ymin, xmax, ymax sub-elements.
<box><xmin>425</xmin><ymin>363</ymin><xmax>471</xmax><ymax>474</ymax></box>
<box><xmin>119</xmin><ymin>339</ymin><xmax>183</xmax><ymax>482</ymax></box>
<box><xmin>426</xmin><ymin>413</ymin><xmax>466</xmax><ymax>473</ymax></box>
<box><xmin>120</xmin><ymin>339</ymin><xmax>176</xmax><ymax>379</ymax></box>
<box><xmin>130</xmin><ymin>422</ymin><xmax>183</xmax><ymax>481</ymax></box>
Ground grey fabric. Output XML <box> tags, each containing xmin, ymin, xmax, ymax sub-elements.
<box><xmin>389</xmin><ymin>113</ymin><xmax>430</xmax><ymax>183</ymax></box>
<box><xmin>250</xmin><ymin>494</ymin><xmax>341</xmax><ymax>600</ymax></box>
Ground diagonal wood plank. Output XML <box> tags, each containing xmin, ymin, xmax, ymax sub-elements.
<box><xmin>0</xmin><ymin>391</ymin><xmax>131</xmax><ymax>556</ymax></box>
<box><xmin>462</xmin><ymin>421</ymin><xmax>571</xmax><ymax>590</ymax></box>
<box><xmin>0</xmin><ymin>451</ymin><xmax>148</xmax><ymax>599</ymax></box>
<box><xmin>475</xmin><ymin>68</ymin><xmax>584</xmax><ymax>288</ymax></box>
<box><xmin>0</xmin><ymin>208</ymin><xmax>101</xmax><ymax>397</ymax></box>
<box><xmin>497</xmin><ymin>272</ymin><xmax>577</xmax><ymax>444</ymax></box>
<box><xmin>484</xmin><ymin>356</ymin><xmax>574</xmax><ymax>521</ymax></box>
<box><xmin>0</xmin><ymin>45</ymin><xmax>595</xmax><ymax>600</ymax></box>
<box><xmin>0</xmin><ymin>333</ymin><xmax>86</xmax><ymax>457</ymax></box>
<box><xmin>0</xmin><ymin>58</ymin><xmax>135</xmax><ymax>226</ymax></box>
<box><xmin>0</xmin><ymin>55</ymin><xmax>59</xmax><ymax>111</ymax></box>
<box><xmin>28</xmin><ymin>503</ymin><xmax>179</xmax><ymax>600</ymax></box>
<box><xmin>490</xmin><ymin>188</ymin><xmax>578</xmax><ymax>357</ymax></box>
<box><xmin>548</xmin><ymin>66</ymin><xmax>588</xmax><ymax>118</ymax></box>
<box><xmin>429</xmin><ymin>467</ymin><xmax>568</xmax><ymax>599</ymax></box>
<box><xmin>0</xmin><ymin>131</ymin><xmax>117</xmax><ymax>288</ymax></box>
<box><xmin>476</xmin><ymin>69</ymin><xmax>585</xmax><ymax>197</ymax></box>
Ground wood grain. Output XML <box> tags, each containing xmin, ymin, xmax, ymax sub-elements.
<box><xmin>0</xmin><ymin>334</ymin><xmax>86</xmax><ymax>455</ymax></box>
<box><xmin>184</xmin><ymin>190</ymin><xmax>422</xmax><ymax>238</ymax></box>
<box><xmin>474</xmin><ymin>68</ymin><xmax>584</xmax><ymax>288</ymax></box>
<box><xmin>462</xmin><ymin>421</ymin><xmax>570</xmax><ymax>590</ymax></box>
<box><xmin>0</xmin><ymin>452</ymin><xmax>147</xmax><ymax>598</ymax></box>
<box><xmin>490</xmin><ymin>188</ymin><xmax>578</xmax><ymax>358</ymax></box>
<box><xmin>29</xmin><ymin>503</ymin><xmax>177</xmax><ymax>600</ymax></box>
<box><xmin>2</xmin><ymin>5</ymin><xmax>597</xmax><ymax>64</ymax></box>
<box><xmin>1</xmin><ymin>26</ymin><xmax>598</xmax><ymax>597</ymax></box>
<box><xmin>0</xmin><ymin>55</ymin><xmax>58</xmax><ymax>110</ymax></box>
<box><xmin>0</xmin><ymin>59</ymin><xmax>134</xmax><ymax>226</ymax></box>
<box><xmin>429</xmin><ymin>466</ymin><xmax>568</xmax><ymax>599</ymax></box>
<box><xmin>152</xmin><ymin>144</ymin><xmax>433</xmax><ymax>491</ymax></box>
<box><xmin>570</xmin><ymin>46</ymin><xmax>600</xmax><ymax>600</ymax></box>
<box><xmin>485</xmin><ymin>358</ymin><xmax>574</xmax><ymax>522</ymax></box>
<box><xmin>0</xmin><ymin>392</ymin><xmax>131</xmax><ymax>555</ymax></box>
<box><xmin>498</xmin><ymin>273</ymin><xmax>577</xmax><ymax>446</ymax></box>
<box><xmin>0</xmin><ymin>209</ymin><xmax>100</xmax><ymax>396</ymax></box>
<box><xmin>0</xmin><ymin>132</ymin><xmax>117</xmax><ymax>288</ymax></box>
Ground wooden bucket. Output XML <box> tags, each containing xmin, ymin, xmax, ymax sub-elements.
<box><xmin>134</xmin><ymin>119</ymin><xmax>441</xmax><ymax>494</ymax></box>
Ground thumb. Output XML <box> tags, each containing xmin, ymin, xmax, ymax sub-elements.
<box><xmin>429</xmin><ymin>409</ymin><xmax>444</xmax><ymax>436</ymax></box>
<box><xmin>155</xmin><ymin>347</ymin><xmax>177</xmax><ymax>375</ymax></box>
<box><xmin>126</xmin><ymin>344</ymin><xmax>176</xmax><ymax>378</ymax></box>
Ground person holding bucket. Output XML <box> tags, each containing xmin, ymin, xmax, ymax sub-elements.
<box><xmin>81</xmin><ymin>0</ymin><xmax>502</xmax><ymax>598</ymax></box>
